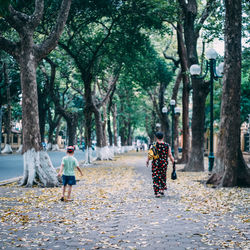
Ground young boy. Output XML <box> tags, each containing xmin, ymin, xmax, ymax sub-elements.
<box><xmin>58</xmin><ymin>146</ymin><xmax>83</xmax><ymax>201</ymax></box>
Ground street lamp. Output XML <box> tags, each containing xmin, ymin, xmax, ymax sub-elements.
<box><xmin>156</xmin><ymin>123</ymin><xmax>161</xmax><ymax>132</ymax></box>
<box><xmin>190</xmin><ymin>48</ymin><xmax>223</xmax><ymax>172</ymax></box>
<box><xmin>170</xmin><ymin>99</ymin><xmax>176</xmax><ymax>156</ymax></box>
<box><xmin>174</xmin><ymin>107</ymin><xmax>181</xmax><ymax>116</ymax></box>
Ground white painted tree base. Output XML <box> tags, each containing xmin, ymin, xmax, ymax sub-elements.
<box><xmin>52</xmin><ymin>144</ymin><xmax>60</xmax><ymax>151</ymax></box>
<box><xmin>2</xmin><ymin>144</ymin><xmax>13</xmax><ymax>154</ymax></box>
<box><xmin>20</xmin><ymin>149</ymin><xmax>59</xmax><ymax>187</ymax></box>
<box><xmin>84</xmin><ymin>147</ymin><xmax>97</xmax><ymax>164</ymax></box>
<box><xmin>47</xmin><ymin>143</ymin><xmax>52</xmax><ymax>150</ymax></box>
<box><xmin>96</xmin><ymin>146</ymin><xmax>114</xmax><ymax>161</ymax></box>
<box><xmin>16</xmin><ymin>145</ymin><xmax>23</xmax><ymax>153</ymax></box>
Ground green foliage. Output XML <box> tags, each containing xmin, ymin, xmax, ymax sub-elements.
<box><xmin>0</xmin><ymin>0</ymin><xmax>33</xmax><ymax>17</ymax></box>
<box><xmin>0</xmin><ymin>52</ymin><xmax>21</xmax><ymax>107</ymax></box>
<box><xmin>2</xmin><ymin>0</ymin><xmax>248</xmax><ymax>142</ymax></box>
<box><xmin>241</xmin><ymin>48</ymin><xmax>250</xmax><ymax>122</ymax></box>
<box><xmin>0</xmin><ymin>0</ymin><xmax>11</xmax><ymax>17</ymax></box>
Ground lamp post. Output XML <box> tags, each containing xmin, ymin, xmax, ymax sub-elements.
<box><xmin>190</xmin><ymin>48</ymin><xmax>224</xmax><ymax>172</ymax></box>
<box><xmin>170</xmin><ymin>99</ymin><xmax>176</xmax><ymax>156</ymax></box>
<box><xmin>174</xmin><ymin>106</ymin><xmax>181</xmax><ymax>157</ymax></box>
<box><xmin>161</xmin><ymin>106</ymin><xmax>168</xmax><ymax>144</ymax></box>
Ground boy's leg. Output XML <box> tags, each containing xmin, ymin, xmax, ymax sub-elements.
<box><xmin>67</xmin><ymin>185</ymin><xmax>73</xmax><ymax>200</ymax></box>
<box><xmin>60</xmin><ymin>185</ymin><xmax>66</xmax><ymax>201</ymax></box>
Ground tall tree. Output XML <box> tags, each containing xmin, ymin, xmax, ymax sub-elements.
<box><xmin>178</xmin><ymin>0</ymin><xmax>217</xmax><ymax>171</ymax></box>
<box><xmin>0</xmin><ymin>0</ymin><xmax>71</xmax><ymax>187</ymax></box>
<box><xmin>176</xmin><ymin>23</ymin><xmax>191</xmax><ymax>163</ymax></box>
<box><xmin>207</xmin><ymin>0</ymin><xmax>250</xmax><ymax>187</ymax></box>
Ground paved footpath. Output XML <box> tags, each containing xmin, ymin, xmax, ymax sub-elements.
<box><xmin>0</xmin><ymin>151</ymin><xmax>249</xmax><ymax>249</ymax></box>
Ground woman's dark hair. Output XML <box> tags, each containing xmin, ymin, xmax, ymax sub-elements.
<box><xmin>155</xmin><ymin>132</ymin><xmax>164</xmax><ymax>140</ymax></box>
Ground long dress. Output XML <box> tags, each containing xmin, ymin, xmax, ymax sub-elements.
<box><xmin>151</xmin><ymin>142</ymin><xmax>169</xmax><ymax>195</ymax></box>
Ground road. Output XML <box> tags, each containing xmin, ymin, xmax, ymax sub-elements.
<box><xmin>0</xmin><ymin>150</ymin><xmax>86</xmax><ymax>181</ymax></box>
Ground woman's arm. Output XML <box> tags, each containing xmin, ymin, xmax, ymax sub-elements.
<box><xmin>168</xmin><ymin>146</ymin><xmax>175</xmax><ymax>164</ymax></box>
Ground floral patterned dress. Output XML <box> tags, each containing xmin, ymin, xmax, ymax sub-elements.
<box><xmin>151</xmin><ymin>142</ymin><xmax>169</xmax><ymax>195</ymax></box>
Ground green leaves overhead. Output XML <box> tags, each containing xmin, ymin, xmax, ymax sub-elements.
<box><xmin>0</xmin><ymin>0</ymin><xmax>11</xmax><ymax>17</ymax></box>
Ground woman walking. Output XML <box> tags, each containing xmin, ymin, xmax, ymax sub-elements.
<box><xmin>146</xmin><ymin>132</ymin><xmax>175</xmax><ymax>197</ymax></box>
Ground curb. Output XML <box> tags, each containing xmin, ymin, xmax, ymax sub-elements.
<box><xmin>0</xmin><ymin>177</ymin><xmax>22</xmax><ymax>186</ymax></box>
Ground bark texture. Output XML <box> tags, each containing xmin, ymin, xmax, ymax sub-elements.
<box><xmin>184</xmin><ymin>78</ymin><xmax>208</xmax><ymax>171</ymax></box>
<box><xmin>177</xmin><ymin>23</ymin><xmax>190</xmax><ymax>163</ymax></box>
<box><xmin>207</xmin><ymin>0</ymin><xmax>250</xmax><ymax>187</ymax></box>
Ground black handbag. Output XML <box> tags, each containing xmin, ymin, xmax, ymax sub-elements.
<box><xmin>171</xmin><ymin>162</ymin><xmax>177</xmax><ymax>180</ymax></box>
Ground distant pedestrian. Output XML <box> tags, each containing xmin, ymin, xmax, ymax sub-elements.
<box><xmin>58</xmin><ymin>146</ymin><xmax>83</xmax><ymax>201</ymax></box>
<box><xmin>146</xmin><ymin>132</ymin><xmax>175</xmax><ymax>198</ymax></box>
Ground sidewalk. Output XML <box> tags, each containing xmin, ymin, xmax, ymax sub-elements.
<box><xmin>0</xmin><ymin>151</ymin><xmax>249</xmax><ymax>249</ymax></box>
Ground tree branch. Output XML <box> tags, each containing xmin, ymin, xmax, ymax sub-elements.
<box><xmin>4</xmin><ymin>5</ymin><xmax>29</xmax><ymax>32</ymax></box>
<box><xmin>71</xmin><ymin>84</ymin><xmax>85</xmax><ymax>97</ymax></box>
<box><xmin>163</xmin><ymin>51</ymin><xmax>180</xmax><ymax>69</ymax></box>
<box><xmin>196</xmin><ymin>0</ymin><xmax>216</xmax><ymax>33</ymax></box>
<box><xmin>0</xmin><ymin>36</ymin><xmax>18</xmax><ymax>58</ymax></box>
<box><xmin>36</xmin><ymin>0</ymin><xmax>72</xmax><ymax>61</ymax></box>
<box><xmin>99</xmin><ymin>70</ymin><xmax>120</xmax><ymax>108</ymax></box>
<box><xmin>89</xmin><ymin>20</ymin><xmax>115</xmax><ymax>68</ymax></box>
<box><xmin>44</xmin><ymin>57</ymin><xmax>57</xmax><ymax>91</ymax></box>
<box><xmin>178</xmin><ymin>0</ymin><xmax>188</xmax><ymax>13</ymax></box>
<box><xmin>30</xmin><ymin>0</ymin><xmax>44</xmax><ymax>29</ymax></box>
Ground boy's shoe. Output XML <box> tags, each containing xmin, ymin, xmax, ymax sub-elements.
<box><xmin>155</xmin><ymin>193</ymin><xmax>161</xmax><ymax>198</ymax></box>
<box><xmin>60</xmin><ymin>197</ymin><xmax>64</xmax><ymax>201</ymax></box>
<box><xmin>159</xmin><ymin>191</ymin><xmax>165</xmax><ymax>196</ymax></box>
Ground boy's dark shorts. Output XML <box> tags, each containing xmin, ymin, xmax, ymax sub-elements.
<box><xmin>62</xmin><ymin>175</ymin><xmax>76</xmax><ymax>186</ymax></box>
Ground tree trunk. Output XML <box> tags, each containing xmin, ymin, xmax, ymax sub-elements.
<box><xmin>102</xmin><ymin>105</ymin><xmax>108</xmax><ymax>147</ymax></box>
<box><xmin>19</xmin><ymin>48</ymin><xmax>58</xmax><ymax>186</ymax></box>
<box><xmin>107</xmin><ymin>111</ymin><xmax>113</xmax><ymax>146</ymax></box>
<box><xmin>207</xmin><ymin>0</ymin><xmax>250</xmax><ymax>187</ymax></box>
<box><xmin>112</xmin><ymin>104</ymin><xmax>118</xmax><ymax>146</ymax></box>
<box><xmin>3</xmin><ymin>63</ymin><xmax>12</xmax><ymax>149</ymax></box>
<box><xmin>67</xmin><ymin>114</ymin><xmax>78</xmax><ymax>146</ymax></box>
<box><xmin>184</xmin><ymin>78</ymin><xmax>208</xmax><ymax>171</ymax></box>
<box><xmin>127</xmin><ymin>121</ymin><xmax>132</xmax><ymax>146</ymax></box>
<box><xmin>170</xmin><ymin>70</ymin><xmax>181</xmax><ymax>156</ymax></box>
<box><xmin>177</xmin><ymin>22</ymin><xmax>190</xmax><ymax>163</ymax></box>
<box><xmin>48</xmin><ymin>111</ymin><xmax>61</xmax><ymax>145</ymax></box>
<box><xmin>38</xmin><ymin>103</ymin><xmax>47</xmax><ymax>143</ymax></box>
<box><xmin>0</xmin><ymin>105</ymin><xmax>2</xmax><ymax>154</ymax></box>
<box><xmin>84</xmin><ymin>77</ymin><xmax>93</xmax><ymax>148</ymax></box>
<box><xmin>179</xmin><ymin>0</ymin><xmax>210</xmax><ymax>171</ymax></box>
<box><xmin>94</xmin><ymin>109</ymin><xmax>103</xmax><ymax>148</ymax></box>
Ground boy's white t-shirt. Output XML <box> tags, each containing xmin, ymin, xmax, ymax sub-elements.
<box><xmin>61</xmin><ymin>156</ymin><xmax>79</xmax><ymax>176</ymax></box>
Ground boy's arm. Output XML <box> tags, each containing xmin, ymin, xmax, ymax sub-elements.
<box><xmin>76</xmin><ymin>166</ymin><xmax>83</xmax><ymax>176</ymax></box>
<box><xmin>58</xmin><ymin>164</ymin><xmax>64</xmax><ymax>176</ymax></box>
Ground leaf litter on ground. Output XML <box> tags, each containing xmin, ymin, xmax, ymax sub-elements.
<box><xmin>0</xmin><ymin>151</ymin><xmax>249</xmax><ymax>249</ymax></box>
